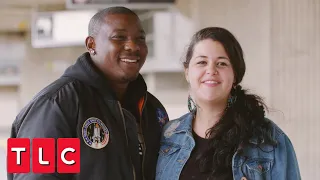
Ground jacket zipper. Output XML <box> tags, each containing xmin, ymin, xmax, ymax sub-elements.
<box><xmin>118</xmin><ymin>101</ymin><xmax>136</xmax><ymax>180</ymax></box>
<box><xmin>139</xmin><ymin>93</ymin><xmax>148</xmax><ymax>180</ymax></box>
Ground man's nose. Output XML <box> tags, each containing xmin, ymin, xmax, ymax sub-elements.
<box><xmin>124</xmin><ymin>40</ymin><xmax>140</xmax><ymax>52</ymax></box>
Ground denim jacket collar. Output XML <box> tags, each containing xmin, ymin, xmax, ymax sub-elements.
<box><xmin>171</xmin><ymin>112</ymin><xmax>270</xmax><ymax>146</ymax></box>
<box><xmin>172</xmin><ymin>112</ymin><xmax>194</xmax><ymax>133</ymax></box>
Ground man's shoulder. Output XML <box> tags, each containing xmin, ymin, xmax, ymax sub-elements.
<box><xmin>146</xmin><ymin>92</ymin><xmax>161</xmax><ymax>105</ymax></box>
<box><xmin>145</xmin><ymin>92</ymin><xmax>170</xmax><ymax>128</ymax></box>
<box><xmin>146</xmin><ymin>92</ymin><xmax>166</xmax><ymax>111</ymax></box>
<box><xmin>31</xmin><ymin>76</ymin><xmax>89</xmax><ymax>102</ymax></box>
<box><xmin>13</xmin><ymin>77</ymin><xmax>90</xmax><ymax>131</ymax></box>
<box><xmin>16</xmin><ymin>77</ymin><xmax>87</xmax><ymax>121</ymax></box>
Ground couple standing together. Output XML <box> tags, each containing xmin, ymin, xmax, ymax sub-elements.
<box><xmin>8</xmin><ymin>6</ymin><xmax>301</xmax><ymax>180</ymax></box>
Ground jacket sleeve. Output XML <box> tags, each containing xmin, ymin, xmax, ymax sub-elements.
<box><xmin>9</xmin><ymin>95</ymin><xmax>75</xmax><ymax>180</ymax></box>
<box><xmin>273</xmin><ymin>133</ymin><xmax>301</xmax><ymax>180</ymax></box>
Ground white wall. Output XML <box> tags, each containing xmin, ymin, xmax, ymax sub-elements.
<box><xmin>0</xmin><ymin>34</ymin><xmax>24</xmax><ymax>131</ymax></box>
<box><xmin>0</xmin><ymin>87</ymin><xmax>18</xmax><ymax>128</ymax></box>
<box><xmin>192</xmin><ymin>0</ymin><xmax>272</xmax><ymax>105</ymax></box>
<box><xmin>190</xmin><ymin>0</ymin><xmax>320</xmax><ymax>179</ymax></box>
<box><xmin>144</xmin><ymin>72</ymin><xmax>189</xmax><ymax>119</ymax></box>
<box><xmin>20</xmin><ymin>34</ymin><xmax>85</xmax><ymax>107</ymax></box>
<box><xmin>270</xmin><ymin>0</ymin><xmax>320</xmax><ymax>177</ymax></box>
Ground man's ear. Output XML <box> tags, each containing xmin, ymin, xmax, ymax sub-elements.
<box><xmin>85</xmin><ymin>36</ymin><xmax>95</xmax><ymax>52</ymax></box>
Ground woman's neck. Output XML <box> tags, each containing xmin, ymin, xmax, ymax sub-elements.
<box><xmin>193</xmin><ymin>100</ymin><xmax>227</xmax><ymax>138</ymax></box>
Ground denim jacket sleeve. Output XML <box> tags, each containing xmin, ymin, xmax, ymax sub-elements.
<box><xmin>273</xmin><ymin>133</ymin><xmax>301</xmax><ymax>180</ymax></box>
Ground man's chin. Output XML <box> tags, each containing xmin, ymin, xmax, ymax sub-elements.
<box><xmin>121</xmin><ymin>73</ymin><xmax>139</xmax><ymax>82</ymax></box>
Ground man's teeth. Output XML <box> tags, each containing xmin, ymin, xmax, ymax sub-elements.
<box><xmin>121</xmin><ymin>59</ymin><xmax>138</xmax><ymax>63</ymax></box>
<box><xmin>204</xmin><ymin>81</ymin><xmax>218</xmax><ymax>84</ymax></box>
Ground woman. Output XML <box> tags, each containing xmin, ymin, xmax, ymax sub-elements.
<box><xmin>156</xmin><ymin>27</ymin><xmax>301</xmax><ymax>180</ymax></box>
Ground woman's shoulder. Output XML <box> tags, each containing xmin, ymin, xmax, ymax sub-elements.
<box><xmin>166</xmin><ymin>112</ymin><xmax>193</xmax><ymax>126</ymax></box>
<box><xmin>264</xmin><ymin>118</ymin><xmax>295</xmax><ymax>147</ymax></box>
<box><xmin>161</xmin><ymin>112</ymin><xmax>193</xmax><ymax>136</ymax></box>
<box><xmin>265</xmin><ymin>118</ymin><xmax>286</xmax><ymax>139</ymax></box>
<box><xmin>263</xmin><ymin>118</ymin><xmax>300</xmax><ymax>177</ymax></box>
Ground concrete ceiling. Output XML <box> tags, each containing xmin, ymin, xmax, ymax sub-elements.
<box><xmin>0</xmin><ymin>0</ymin><xmax>65</xmax><ymax>32</ymax></box>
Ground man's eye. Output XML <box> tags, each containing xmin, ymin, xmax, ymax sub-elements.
<box><xmin>138</xmin><ymin>36</ymin><xmax>146</xmax><ymax>41</ymax></box>
<box><xmin>112</xmin><ymin>35</ymin><xmax>126</xmax><ymax>40</ymax></box>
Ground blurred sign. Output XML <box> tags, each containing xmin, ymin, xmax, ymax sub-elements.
<box><xmin>66</xmin><ymin>0</ymin><xmax>175</xmax><ymax>10</ymax></box>
<box><xmin>31</xmin><ymin>10</ymin><xmax>97</xmax><ymax>48</ymax></box>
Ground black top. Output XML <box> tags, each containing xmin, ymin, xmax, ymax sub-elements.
<box><xmin>179</xmin><ymin>131</ymin><xmax>233</xmax><ymax>180</ymax></box>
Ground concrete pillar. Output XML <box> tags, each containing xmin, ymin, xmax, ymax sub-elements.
<box><xmin>185</xmin><ymin>0</ymin><xmax>320</xmax><ymax>178</ymax></box>
<box><xmin>270</xmin><ymin>0</ymin><xmax>320</xmax><ymax>178</ymax></box>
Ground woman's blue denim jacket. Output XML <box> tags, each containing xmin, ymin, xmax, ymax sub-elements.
<box><xmin>156</xmin><ymin>113</ymin><xmax>301</xmax><ymax>180</ymax></box>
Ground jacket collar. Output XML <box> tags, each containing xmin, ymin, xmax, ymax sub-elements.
<box><xmin>172</xmin><ymin>112</ymin><xmax>194</xmax><ymax>134</ymax></box>
<box><xmin>171</xmin><ymin>112</ymin><xmax>273</xmax><ymax>146</ymax></box>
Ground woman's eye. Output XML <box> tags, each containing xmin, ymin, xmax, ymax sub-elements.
<box><xmin>217</xmin><ymin>62</ymin><xmax>228</xmax><ymax>66</ymax></box>
<box><xmin>197</xmin><ymin>61</ymin><xmax>207</xmax><ymax>65</ymax></box>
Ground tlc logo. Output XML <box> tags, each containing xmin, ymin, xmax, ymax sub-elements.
<box><xmin>7</xmin><ymin>138</ymin><xmax>80</xmax><ymax>173</ymax></box>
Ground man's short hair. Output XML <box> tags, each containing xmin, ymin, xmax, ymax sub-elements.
<box><xmin>88</xmin><ymin>6</ymin><xmax>138</xmax><ymax>37</ymax></box>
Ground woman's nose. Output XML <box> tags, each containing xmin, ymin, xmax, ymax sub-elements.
<box><xmin>206</xmin><ymin>65</ymin><xmax>218</xmax><ymax>75</ymax></box>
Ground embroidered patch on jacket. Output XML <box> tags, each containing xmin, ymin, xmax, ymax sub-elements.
<box><xmin>82</xmin><ymin>117</ymin><xmax>109</xmax><ymax>149</ymax></box>
<box><xmin>164</xmin><ymin>121</ymin><xmax>180</xmax><ymax>138</ymax></box>
<box><xmin>156</xmin><ymin>108</ymin><xmax>169</xmax><ymax>129</ymax></box>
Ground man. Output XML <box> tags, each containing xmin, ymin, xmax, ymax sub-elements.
<box><xmin>8</xmin><ymin>6</ymin><xmax>169</xmax><ymax>180</ymax></box>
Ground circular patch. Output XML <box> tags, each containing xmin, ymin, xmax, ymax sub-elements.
<box><xmin>82</xmin><ymin>117</ymin><xmax>109</xmax><ymax>149</ymax></box>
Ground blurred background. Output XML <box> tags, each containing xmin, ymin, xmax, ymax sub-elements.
<box><xmin>0</xmin><ymin>0</ymin><xmax>319</xmax><ymax>179</ymax></box>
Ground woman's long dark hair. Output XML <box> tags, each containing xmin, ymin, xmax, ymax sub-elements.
<box><xmin>184</xmin><ymin>27</ymin><xmax>276</xmax><ymax>178</ymax></box>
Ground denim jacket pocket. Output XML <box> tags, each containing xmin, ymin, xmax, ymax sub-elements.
<box><xmin>156</xmin><ymin>144</ymin><xmax>181</xmax><ymax>177</ymax></box>
<box><xmin>244</xmin><ymin>158</ymin><xmax>273</xmax><ymax>180</ymax></box>
<box><xmin>159</xmin><ymin>144</ymin><xmax>180</xmax><ymax>155</ymax></box>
